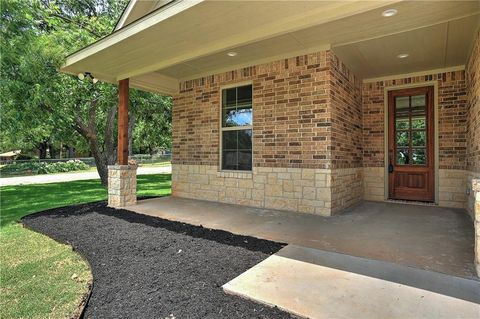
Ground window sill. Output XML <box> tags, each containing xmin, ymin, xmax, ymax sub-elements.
<box><xmin>217</xmin><ymin>170</ymin><xmax>253</xmax><ymax>179</ymax></box>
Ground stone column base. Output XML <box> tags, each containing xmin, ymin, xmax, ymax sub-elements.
<box><xmin>472</xmin><ymin>179</ymin><xmax>480</xmax><ymax>277</ymax></box>
<box><xmin>108</xmin><ymin>164</ymin><xmax>137</xmax><ymax>207</ymax></box>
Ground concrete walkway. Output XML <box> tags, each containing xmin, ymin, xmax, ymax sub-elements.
<box><xmin>224</xmin><ymin>245</ymin><xmax>480</xmax><ymax>319</ymax></box>
<box><xmin>128</xmin><ymin>196</ymin><xmax>476</xmax><ymax>278</ymax></box>
<box><xmin>0</xmin><ymin>165</ymin><xmax>171</xmax><ymax>186</ymax></box>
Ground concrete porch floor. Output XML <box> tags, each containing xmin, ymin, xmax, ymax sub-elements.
<box><xmin>127</xmin><ymin>196</ymin><xmax>476</xmax><ymax>279</ymax></box>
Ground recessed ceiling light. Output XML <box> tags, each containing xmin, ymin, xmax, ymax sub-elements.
<box><xmin>382</xmin><ymin>9</ymin><xmax>398</xmax><ymax>17</ymax></box>
<box><xmin>397</xmin><ymin>53</ymin><xmax>409</xmax><ymax>59</ymax></box>
<box><xmin>227</xmin><ymin>51</ymin><xmax>237</xmax><ymax>57</ymax></box>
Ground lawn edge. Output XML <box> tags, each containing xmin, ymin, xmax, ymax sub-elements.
<box><xmin>20</xmin><ymin>221</ymin><xmax>93</xmax><ymax>319</ymax></box>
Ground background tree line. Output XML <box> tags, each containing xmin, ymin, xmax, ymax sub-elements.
<box><xmin>1</xmin><ymin>0</ymin><xmax>172</xmax><ymax>186</ymax></box>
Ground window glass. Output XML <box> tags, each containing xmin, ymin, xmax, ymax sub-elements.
<box><xmin>412</xmin><ymin>131</ymin><xmax>426</xmax><ymax>147</ymax></box>
<box><xmin>395</xmin><ymin>118</ymin><xmax>409</xmax><ymax>130</ymax></box>
<box><xmin>221</xmin><ymin>85</ymin><xmax>253</xmax><ymax>171</ymax></box>
<box><xmin>412</xmin><ymin>148</ymin><xmax>426</xmax><ymax>165</ymax></box>
<box><xmin>221</xmin><ymin>130</ymin><xmax>252</xmax><ymax>171</ymax></box>
<box><xmin>223</xmin><ymin>88</ymin><xmax>237</xmax><ymax>108</ymax></box>
<box><xmin>395</xmin><ymin>96</ymin><xmax>409</xmax><ymax>109</ymax></box>
<box><xmin>396</xmin><ymin>149</ymin><xmax>409</xmax><ymax>165</ymax></box>
<box><xmin>222</xmin><ymin>85</ymin><xmax>252</xmax><ymax>127</ymax></box>
<box><xmin>396</xmin><ymin>131</ymin><xmax>409</xmax><ymax>147</ymax></box>
<box><xmin>222</xmin><ymin>108</ymin><xmax>252</xmax><ymax>127</ymax></box>
<box><xmin>411</xmin><ymin>116</ymin><xmax>426</xmax><ymax>129</ymax></box>
<box><xmin>411</xmin><ymin>95</ymin><xmax>425</xmax><ymax>107</ymax></box>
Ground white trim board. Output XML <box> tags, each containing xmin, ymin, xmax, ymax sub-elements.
<box><xmin>363</xmin><ymin>65</ymin><xmax>465</xmax><ymax>83</ymax></box>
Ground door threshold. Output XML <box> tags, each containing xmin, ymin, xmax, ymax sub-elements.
<box><xmin>386</xmin><ymin>199</ymin><xmax>437</xmax><ymax>207</ymax></box>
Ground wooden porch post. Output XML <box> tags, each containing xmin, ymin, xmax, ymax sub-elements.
<box><xmin>117</xmin><ymin>78</ymin><xmax>129</xmax><ymax>165</ymax></box>
<box><xmin>108</xmin><ymin>77</ymin><xmax>137</xmax><ymax>208</ymax></box>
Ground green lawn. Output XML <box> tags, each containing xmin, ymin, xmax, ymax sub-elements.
<box><xmin>0</xmin><ymin>161</ymin><xmax>171</xmax><ymax>178</ymax></box>
<box><xmin>0</xmin><ymin>174</ymin><xmax>171</xmax><ymax>318</ymax></box>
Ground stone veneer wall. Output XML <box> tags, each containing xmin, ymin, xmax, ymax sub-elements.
<box><xmin>172</xmin><ymin>165</ymin><xmax>333</xmax><ymax>215</ymax></box>
<box><xmin>172</xmin><ymin>50</ymin><xmax>362</xmax><ymax>215</ymax></box>
<box><xmin>108</xmin><ymin>165</ymin><xmax>137</xmax><ymax>207</ymax></box>
<box><xmin>362</xmin><ymin>69</ymin><xmax>468</xmax><ymax>208</ymax></box>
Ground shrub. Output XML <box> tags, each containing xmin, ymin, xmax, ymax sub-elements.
<box><xmin>16</xmin><ymin>154</ymin><xmax>34</xmax><ymax>160</ymax></box>
<box><xmin>0</xmin><ymin>160</ymin><xmax>90</xmax><ymax>176</ymax></box>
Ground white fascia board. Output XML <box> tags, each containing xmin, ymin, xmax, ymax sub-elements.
<box><xmin>114</xmin><ymin>0</ymin><xmax>137</xmax><ymax>31</ymax></box>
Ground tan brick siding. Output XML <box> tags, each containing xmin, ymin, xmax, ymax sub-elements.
<box><xmin>329</xmin><ymin>53</ymin><xmax>363</xmax><ymax>169</ymax></box>
<box><xmin>466</xmin><ymin>29</ymin><xmax>480</xmax><ymax>173</ymax></box>
<box><xmin>173</xmin><ymin>52</ymin><xmax>332</xmax><ymax>169</ymax></box>
<box><xmin>172</xmin><ymin>50</ymin><xmax>363</xmax><ymax>214</ymax></box>
<box><xmin>171</xmin><ymin>44</ymin><xmax>475</xmax><ymax>214</ymax></box>
<box><xmin>362</xmin><ymin>71</ymin><xmax>467</xmax><ymax>170</ymax></box>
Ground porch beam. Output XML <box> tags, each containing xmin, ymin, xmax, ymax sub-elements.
<box><xmin>117</xmin><ymin>78</ymin><xmax>129</xmax><ymax>165</ymax></box>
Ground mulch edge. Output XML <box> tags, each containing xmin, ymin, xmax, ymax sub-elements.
<box><xmin>21</xmin><ymin>221</ymin><xmax>93</xmax><ymax>319</ymax></box>
<box><xmin>17</xmin><ymin>196</ymin><xmax>159</xmax><ymax>319</ymax></box>
<box><xmin>19</xmin><ymin>197</ymin><xmax>287</xmax><ymax>318</ymax></box>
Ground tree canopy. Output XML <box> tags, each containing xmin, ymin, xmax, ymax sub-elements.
<box><xmin>1</xmin><ymin>0</ymin><xmax>172</xmax><ymax>185</ymax></box>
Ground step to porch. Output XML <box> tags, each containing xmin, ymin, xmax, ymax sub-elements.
<box><xmin>223</xmin><ymin>245</ymin><xmax>480</xmax><ymax>319</ymax></box>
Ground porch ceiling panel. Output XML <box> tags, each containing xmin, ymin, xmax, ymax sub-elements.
<box><xmin>61</xmin><ymin>0</ymin><xmax>479</xmax><ymax>94</ymax></box>
<box><xmin>332</xmin><ymin>14</ymin><xmax>480</xmax><ymax>79</ymax></box>
<box><xmin>61</xmin><ymin>0</ymin><xmax>400</xmax><ymax>92</ymax></box>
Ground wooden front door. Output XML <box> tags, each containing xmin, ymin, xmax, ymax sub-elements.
<box><xmin>388</xmin><ymin>86</ymin><xmax>434</xmax><ymax>202</ymax></box>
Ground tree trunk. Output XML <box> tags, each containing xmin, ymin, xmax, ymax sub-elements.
<box><xmin>38</xmin><ymin>141</ymin><xmax>48</xmax><ymax>159</ymax></box>
<box><xmin>72</xmin><ymin>99</ymin><xmax>113</xmax><ymax>187</ymax></box>
<box><xmin>66</xmin><ymin>146</ymin><xmax>76</xmax><ymax>158</ymax></box>
<box><xmin>89</xmin><ymin>137</ymin><xmax>109</xmax><ymax>187</ymax></box>
<box><xmin>48</xmin><ymin>143</ymin><xmax>56</xmax><ymax>159</ymax></box>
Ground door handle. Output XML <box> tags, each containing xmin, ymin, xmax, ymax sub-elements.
<box><xmin>388</xmin><ymin>163</ymin><xmax>394</xmax><ymax>173</ymax></box>
<box><xmin>388</xmin><ymin>150</ymin><xmax>394</xmax><ymax>174</ymax></box>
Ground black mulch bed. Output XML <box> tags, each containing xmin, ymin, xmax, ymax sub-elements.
<box><xmin>22</xmin><ymin>200</ymin><xmax>294</xmax><ymax>319</ymax></box>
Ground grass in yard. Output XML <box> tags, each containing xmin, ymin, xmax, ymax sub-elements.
<box><xmin>137</xmin><ymin>161</ymin><xmax>171</xmax><ymax>167</ymax></box>
<box><xmin>0</xmin><ymin>174</ymin><xmax>171</xmax><ymax>318</ymax></box>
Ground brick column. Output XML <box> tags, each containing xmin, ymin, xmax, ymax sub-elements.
<box><xmin>108</xmin><ymin>164</ymin><xmax>137</xmax><ymax>207</ymax></box>
<box><xmin>473</xmin><ymin>179</ymin><xmax>480</xmax><ymax>276</ymax></box>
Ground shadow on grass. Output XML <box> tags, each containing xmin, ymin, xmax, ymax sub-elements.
<box><xmin>0</xmin><ymin>174</ymin><xmax>171</xmax><ymax>228</ymax></box>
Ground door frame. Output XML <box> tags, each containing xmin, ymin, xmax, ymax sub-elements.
<box><xmin>383</xmin><ymin>81</ymin><xmax>439</xmax><ymax>204</ymax></box>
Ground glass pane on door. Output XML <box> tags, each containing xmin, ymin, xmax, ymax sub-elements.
<box><xmin>394</xmin><ymin>93</ymin><xmax>428</xmax><ymax>166</ymax></box>
<box><xmin>396</xmin><ymin>131</ymin><xmax>409</xmax><ymax>147</ymax></box>
<box><xmin>412</xmin><ymin>148</ymin><xmax>426</xmax><ymax>165</ymax></box>
<box><xmin>396</xmin><ymin>149</ymin><xmax>409</xmax><ymax>165</ymax></box>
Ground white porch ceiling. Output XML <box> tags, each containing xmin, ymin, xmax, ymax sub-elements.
<box><xmin>61</xmin><ymin>0</ymin><xmax>480</xmax><ymax>94</ymax></box>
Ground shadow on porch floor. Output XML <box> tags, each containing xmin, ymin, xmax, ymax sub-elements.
<box><xmin>127</xmin><ymin>197</ymin><xmax>476</xmax><ymax>279</ymax></box>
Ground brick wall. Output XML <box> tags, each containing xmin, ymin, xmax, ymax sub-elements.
<box><xmin>362</xmin><ymin>70</ymin><xmax>468</xmax><ymax>208</ymax></box>
<box><xmin>172</xmin><ymin>45</ymin><xmax>474</xmax><ymax>213</ymax></box>
<box><xmin>329</xmin><ymin>53</ymin><xmax>363</xmax><ymax>169</ymax></box>
<box><xmin>172</xmin><ymin>50</ymin><xmax>363</xmax><ymax>215</ymax></box>
<box><xmin>466</xmin><ymin>29</ymin><xmax>480</xmax><ymax>230</ymax></box>
<box><xmin>362</xmin><ymin>71</ymin><xmax>467</xmax><ymax>170</ymax></box>
<box><xmin>173</xmin><ymin>52</ymin><xmax>331</xmax><ymax>169</ymax></box>
<box><xmin>466</xmin><ymin>29</ymin><xmax>480</xmax><ymax>174</ymax></box>
<box><xmin>328</xmin><ymin>52</ymin><xmax>363</xmax><ymax>211</ymax></box>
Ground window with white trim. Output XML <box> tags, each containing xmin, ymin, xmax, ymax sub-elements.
<box><xmin>221</xmin><ymin>84</ymin><xmax>253</xmax><ymax>171</ymax></box>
